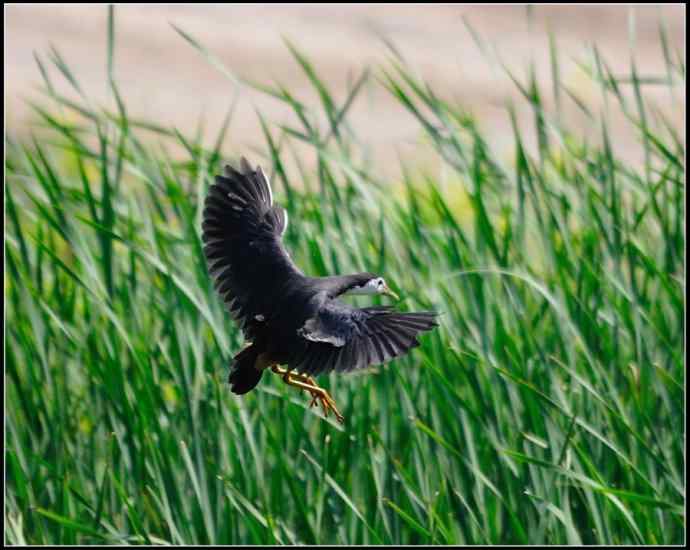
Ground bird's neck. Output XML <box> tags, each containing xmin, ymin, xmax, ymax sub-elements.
<box><xmin>310</xmin><ymin>275</ymin><xmax>365</xmax><ymax>298</ymax></box>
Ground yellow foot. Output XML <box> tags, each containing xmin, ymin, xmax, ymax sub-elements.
<box><xmin>271</xmin><ymin>366</ymin><xmax>345</xmax><ymax>423</ymax></box>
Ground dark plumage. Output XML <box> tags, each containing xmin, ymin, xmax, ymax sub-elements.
<box><xmin>202</xmin><ymin>158</ymin><xmax>438</xmax><ymax>419</ymax></box>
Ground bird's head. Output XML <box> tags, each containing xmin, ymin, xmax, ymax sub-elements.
<box><xmin>347</xmin><ymin>273</ymin><xmax>399</xmax><ymax>301</ymax></box>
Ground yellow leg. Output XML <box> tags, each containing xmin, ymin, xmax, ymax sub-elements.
<box><xmin>271</xmin><ymin>366</ymin><xmax>344</xmax><ymax>423</ymax></box>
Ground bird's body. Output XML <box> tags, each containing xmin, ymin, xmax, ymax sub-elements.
<box><xmin>202</xmin><ymin>158</ymin><xmax>438</xmax><ymax>421</ymax></box>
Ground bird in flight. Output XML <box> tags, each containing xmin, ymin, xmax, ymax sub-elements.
<box><xmin>202</xmin><ymin>158</ymin><xmax>438</xmax><ymax>423</ymax></box>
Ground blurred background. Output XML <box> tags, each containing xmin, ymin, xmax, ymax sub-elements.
<box><xmin>5</xmin><ymin>5</ymin><xmax>686</xmax><ymax>546</ymax></box>
<box><xmin>6</xmin><ymin>5</ymin><xmax>685</xmax><ymax>178</ymax></box>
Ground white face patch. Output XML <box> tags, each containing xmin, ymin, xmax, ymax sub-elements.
<box><xmin>347</xmin><ymin>277</ymin><xmax>386</xmax><ymax>296</ymax></box>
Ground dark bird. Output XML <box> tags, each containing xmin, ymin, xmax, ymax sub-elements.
<box><xmin>202</xmin><ymin>158</ymin><xmax>438</xmax><ymax>422</ymax></box>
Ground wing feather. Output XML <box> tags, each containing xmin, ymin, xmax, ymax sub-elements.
<box><xmin>293</xmin><ymin>302</ymin><xmax>438</xmax><ymax>375</ymax></box>
<box><xmin>202</xmin><ymin>158</ymin><xmax>302</xmax><ymax>339</ymax></box>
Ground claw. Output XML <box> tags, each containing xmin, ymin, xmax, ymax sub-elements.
<box><xmin>271</xmin><ymin>365</ymin><xmax>345</xmax><ymax>423</ymax></box>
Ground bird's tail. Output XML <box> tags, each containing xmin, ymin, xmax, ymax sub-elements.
<box><xmin>228</xmin><ymin>345</ymin><xmax>264</xmax><ymax>395</ymax></box>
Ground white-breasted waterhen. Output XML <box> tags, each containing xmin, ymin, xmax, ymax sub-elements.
<box><xmin>202</xmin><ymin>158</ymin><xmax>438</xmax><ymax>423</ymax></box>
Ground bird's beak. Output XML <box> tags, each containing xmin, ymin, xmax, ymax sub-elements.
<box><xmin>382</xmin><ymin>283</ymin><xmax>400</xmax><ymax>301</ymax></box>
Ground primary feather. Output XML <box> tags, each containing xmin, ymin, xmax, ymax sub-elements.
<box><xmin>202</xmin><ymin>161</ymin><xmax>301</xmax><ymax>340</ymax></box>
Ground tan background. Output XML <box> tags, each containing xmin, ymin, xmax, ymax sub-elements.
<box><xmin>5</xmin><ymin>5</ymin><xmax>685</xmax><ymax>178</ymax></box>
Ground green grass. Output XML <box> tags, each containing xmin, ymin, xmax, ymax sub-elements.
<box><xmin>5</xmin><ymin>7</ymin><xmax>685</xmax><ymax>545</ymax></box>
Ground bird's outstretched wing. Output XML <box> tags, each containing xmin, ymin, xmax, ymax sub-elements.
<box><xmin>202</xmin><ymin>158</ymin><xmax>302</xmax><ymax>339</ymax></box>
<box><xmin>292</xmin><ymin>301</ymin><xmax>438</xmax><ymax>376</ymax></box>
